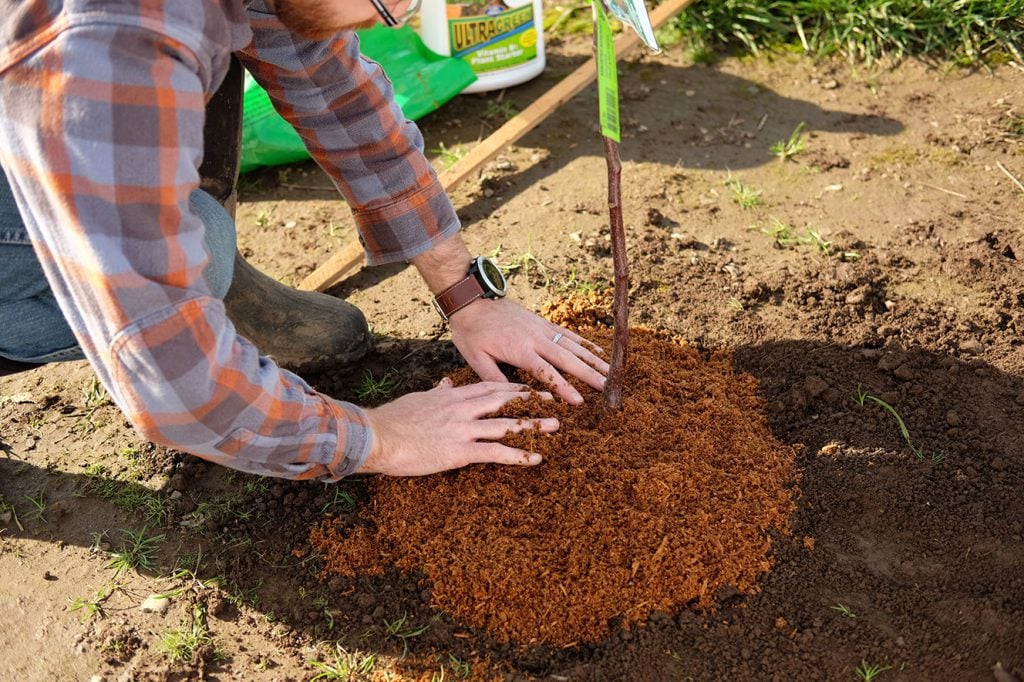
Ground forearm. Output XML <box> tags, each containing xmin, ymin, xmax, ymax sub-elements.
<box><xmin>239</xmin><ymin>7</ymin><xmax>462</xmax><ymax>266</ymax></box>
<box><xmin>410</xmin><ymin>232</ymin><xmax>474</xmax><ymax>295</ymax></box>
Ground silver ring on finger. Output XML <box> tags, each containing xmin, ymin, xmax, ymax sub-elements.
<box><xmin>552</xmin><ymin>332</ymin><xmax>564</xmax><ymax>345</ymax></box>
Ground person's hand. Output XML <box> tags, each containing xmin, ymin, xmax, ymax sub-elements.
<box><xmin>357</xmin><ymin>378</ymin><xmax>557</xmax><ymax>476</ymax></box>
<box><xmin>448</xmin><ymin>298</ymin><xmax>609</xmax><ymax>405</ymax></box>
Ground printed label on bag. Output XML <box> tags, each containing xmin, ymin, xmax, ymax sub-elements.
<box><xmin>447</xmin><ymin>0</ymin><xmax>537</xmax><ymax>73</ymax></box>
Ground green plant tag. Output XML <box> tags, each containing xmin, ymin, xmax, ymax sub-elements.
<box><xmin>594</xmin><ymin>0</ymin><xmax>620</xmax><ymax>142</ymax></box>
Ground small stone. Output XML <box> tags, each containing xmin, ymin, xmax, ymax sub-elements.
<box><xmin>483</xmin><ymin>188</ymin><xmax>494</xmax><ymax>198</ymax></box>
<box><xmin>945</xmin><ymin>410</ymin><xmax>961</xmax><ymax>427</ymax></box>
<box><xmin>960</xmin><ymin>338</ymin><xmax>983</xmax><ymax>355</ymax></box>
<box><xmin>822</xmin><ymin>79</ymin><xmax>839</xmax><ymax>90</ymax></box>
<box><xmin>845</xmin><ymin>290</ymin><xmax>866</xmax><ymax>305</ymax></box>
<box><xmin>893</xmin><ymin>364</ymin><xmax>915</xmax><ymax>381</ymax></box>
<box><xmin>877</xmin><ymin>353</ymin><xmax>903</xmax><ymax>372</ymax></box>
<box><xmin>169</xmin><ymin>490</ymin><xmax>182</xmax><ymax>500</ymax></box>
<box><xmin>804</xmin><ymin>376</ymin><xmax>829</xmax><ymax>399</ymax></box>
<box><xmin>140</xmin><ymin>595</ymin><xmax>170</xmax><ymax>615</ymax></box>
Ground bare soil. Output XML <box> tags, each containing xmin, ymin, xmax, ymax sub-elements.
<box><xmin>2</xmin><ymin>29</ymin><xmax>1023</xmax><ymax>682</ymax></box>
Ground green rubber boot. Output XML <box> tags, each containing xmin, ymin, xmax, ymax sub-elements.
<box><xmin>224</xmin><ymin>252</ymin><xmax>370</xmax><ymax>373</ymax></box>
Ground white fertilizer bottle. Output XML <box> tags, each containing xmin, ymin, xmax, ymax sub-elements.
<box><xmin>418</xmin><ymin>0</ymin><xmax>545</xmax><ymax>93</ymax></box>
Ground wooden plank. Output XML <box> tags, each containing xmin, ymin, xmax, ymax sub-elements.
<box><xmin>298</xmin><ymin>0</ymin><xmax>696</xmax><ymax>292</ymax></box>
<box><xmin>296</xmin><ymin>238</ymin><xmax>365</xmax><ymax>293</ymax></box>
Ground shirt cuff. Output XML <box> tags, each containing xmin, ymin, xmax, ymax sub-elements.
<box><xmin>354</xmin><ymin>178</ymin><xmax>462</xmax><ymax>266</ymax></box>
<box><xmin>326</xmin><ymin>398</ymin><xmax>373</xmax><ymax>479</ymax></box>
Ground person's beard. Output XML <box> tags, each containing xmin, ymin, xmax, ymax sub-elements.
<box><xmin>275</xmin><ymin>1</ymin><xmax>380</xmax><ymax>41</ymax></box>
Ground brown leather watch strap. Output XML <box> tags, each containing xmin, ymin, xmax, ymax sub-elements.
<box><xmin>433</xmin><ymin>275</ymin><xmax>485</xmax><ymax>321</ymax></box>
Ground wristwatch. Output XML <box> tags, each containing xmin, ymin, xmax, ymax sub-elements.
<box><xmin>432</xmin><ymin>256</ymin><xmax>507</xmax><ymax>322</ymax></box>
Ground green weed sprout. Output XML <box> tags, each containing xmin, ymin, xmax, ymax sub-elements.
<box><xmin>106</xmin><ymin>527</ymin><xmax>164</xmax><ymax>577</ymax></box>
<box><xmin>771</xmin><ymin>122</ymin><xmax>807</xmax><ymax>162</ymax></box>
<box><xmin>321</xmin><ymin>488</ymin><xmax>357</xmax><ymax>514</ymax></box>
<box><xmin>159</xmin><ymin>604</ymin><xmax>220</xmax><ymax>663</ymax></box>
<box><xmin>855</xmin><ymin>386</ymin><xmax>924</xmax><ymax>459</ymax></box>
<box><xmin>0</xmin><ymin>494</ymin><xmax>23</xmax><ymax>531</ymax></box>
<box><xmin>68</xmin><ymin>583</ymin><xmax>118</xmax><ymax>622</ymax></box>
<box><xmin>383</xmin><ymin>613</ymin><xmax>431</xmax><ymax>659</ymax></box>
<box><xmin>308</xmin><ymin>647</ymin><xmax>376</xmax><ymax>681</ymax></box>
<box><xmin>430</xmin><ymin>141</ymin><xmax>465</xmax><ymax>169</ymax></box>
<box><xmin>23</xmin><ymin>491</ymin><xmax>47</xmax><ymax>523</ymax></box>
<box><xmin>831</xmin><ymin>603</ymin><xmax>856</xmax><ymax>618</ymax></box>
<box><xmin>355</xmin><ymin>370</ymin><xmax>403</xmax><ymax>403</ymax></box>
<box><xmin>855</xmin><ymin>660</ymin><xmax>892</xmax><ymax>681</ymax></box>
<box><xmin>724</xmin><ymin>175</ymin><xmax>764</xmax><ymax>208</ymax></box>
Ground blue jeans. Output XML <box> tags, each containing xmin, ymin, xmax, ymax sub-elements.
<box><xmin>0</xmin><ymin>171</ymin><xmax>237</xmax><ymax>363</ymax></box>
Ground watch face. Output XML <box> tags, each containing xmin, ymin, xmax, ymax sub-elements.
<box><xmin>476</xmin><ymin>257</ymin><xmax>507</xmax><ymax>297</ymax></box>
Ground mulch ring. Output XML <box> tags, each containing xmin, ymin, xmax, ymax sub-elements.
<box><xmin>311</xmin><ymin>301</ymin><xmax>801</xmax><ymax>646</ymax></box>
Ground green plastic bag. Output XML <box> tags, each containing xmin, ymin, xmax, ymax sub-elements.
<box><xmin>240</xmin><ymin>25</ymin><xmax>477</xmax><ymax>173</ymax></box>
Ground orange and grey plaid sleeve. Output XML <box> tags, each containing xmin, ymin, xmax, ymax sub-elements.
<box><xmin>0</xmin><ymin>24</ymin><xmax>371</xmax><ymax>479</ymax></box>
<box><xmin>239</xmin><ymin>7</ymin><xmax>462</xmax><ymax>266</ymax></box>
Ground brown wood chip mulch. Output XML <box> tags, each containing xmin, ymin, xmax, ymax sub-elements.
<box><xmin>311</xmin><ymin>312</ymin><xmax>799</xmax><ymax>646</ymax></box>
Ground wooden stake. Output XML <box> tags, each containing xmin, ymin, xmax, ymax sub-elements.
<box><xmin>297</xmin><ymin>0</ymin><xmax>697</xmax><ymax>292</ymax></box>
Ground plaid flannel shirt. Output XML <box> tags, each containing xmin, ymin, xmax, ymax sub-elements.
<box><xmin>0</xmin><ymin>0</ymin><xmax>461</xmax><ymax>478</ymax></box>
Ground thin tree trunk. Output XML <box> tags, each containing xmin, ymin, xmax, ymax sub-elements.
<box><xmin>602</xmin><ymin>136</ymin><xmax>629</xmax><ymax>411</ymax></box>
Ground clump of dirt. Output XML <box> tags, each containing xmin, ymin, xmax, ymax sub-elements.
<box><xmin>311</xmin><ymin>314</ymin><xmax>801</xmax><ymax>646</ymax></box>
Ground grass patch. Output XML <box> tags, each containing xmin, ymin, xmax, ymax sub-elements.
<box><xmin>1008</xmin><ymin>115</ymin><xmax>1024</xmax><ymax>138</ymax></box>
<box><xmin>321</xmin><ymin>488</ymin><xmax>358</xmax><ymax>514</ymax></box>
<box><xmin>544</xmin><ymin>2</ymin><xmax>597</xmax><ymax>37</ymax></box>
<box><xmin>666</xmin><ymin>0</ymin><xmax>1024</xmax><ymax>65</ymax></box>
<box><xmin>430</xmin><ymin>142</ymin><xmax>466</xmax><ymax>169</ymax></box>
<box><xmin>85</xmin><ymin>474</ymin><xmax>169</xmax><ymax>525</ymax></box>
<box><xmin>759</xmin><ymin>218</ymin><xmax>861</xmax><ymax>260</ymax></box>
<box><xmin>383</xmin><ymin>613</ymin><xmax>431</xmax><ymax>659</ymax></box>
<box><xmin>355</xmin><ymin>370</ymin><xmax>403</xmax><ymax>403</ymax></box>
<box><xmin>308</xmin><ymin>646</ymin><xmax>376</xmax><ymax>681</ymax></box>
<box><xmin>771</xmin><ymin>122</ymin><xmax>807</xmax><ymax>162</ymax></box>
<box><xmin>434</xmin><ymin>654</ymin><xmax>472</xmax><ymax>680</ymax></box>
<box><xmin>855</xmin><ymin>660</ymin><xmax>892</xmax><ymax>681</ymax></box>
<box><xmin>724</xmin><ymin>175</ymin><xmax>764</xmax><ymax>208</ymax></box>
<box><xmin>491</xmin><ymin>241</ymin><xmax>550</xmax><ymax>287</ymax></box>
<box><xmin>0</xmin><ymin>493</ymin><xmax>23</xmax><ymax>531</ymax></box>
<box><xmin>559</xmin><ymin>267</ymin><xmax>606</xmax><ymax>296</ymax></box>
<box><xmin>68</xmin><ymin>583</ymin><xmax>118</xmax><ymax>621</ymax></box>
<box><xmin>482</xmin><ymin>98</ymin><xmax>520</xmax><ymax>121</ymax></box>
<box><xmin>159</xmin><ymin>604</ymin><xmax>221</xmax><ymax>664</ymax></box>
<box><xmin>75</xmin><ymin>376</ymin><xmax>112</xmax><ymax>434</ymax></box>
<box><xmin>106</xmin><ymin>527</ymin><xmax>164</xmax><ymax>577</ymax></box>
<box><xmin>23</xmin><ymin>491</ymin><xmax>47</xmax><ymax>524</ymax></box>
